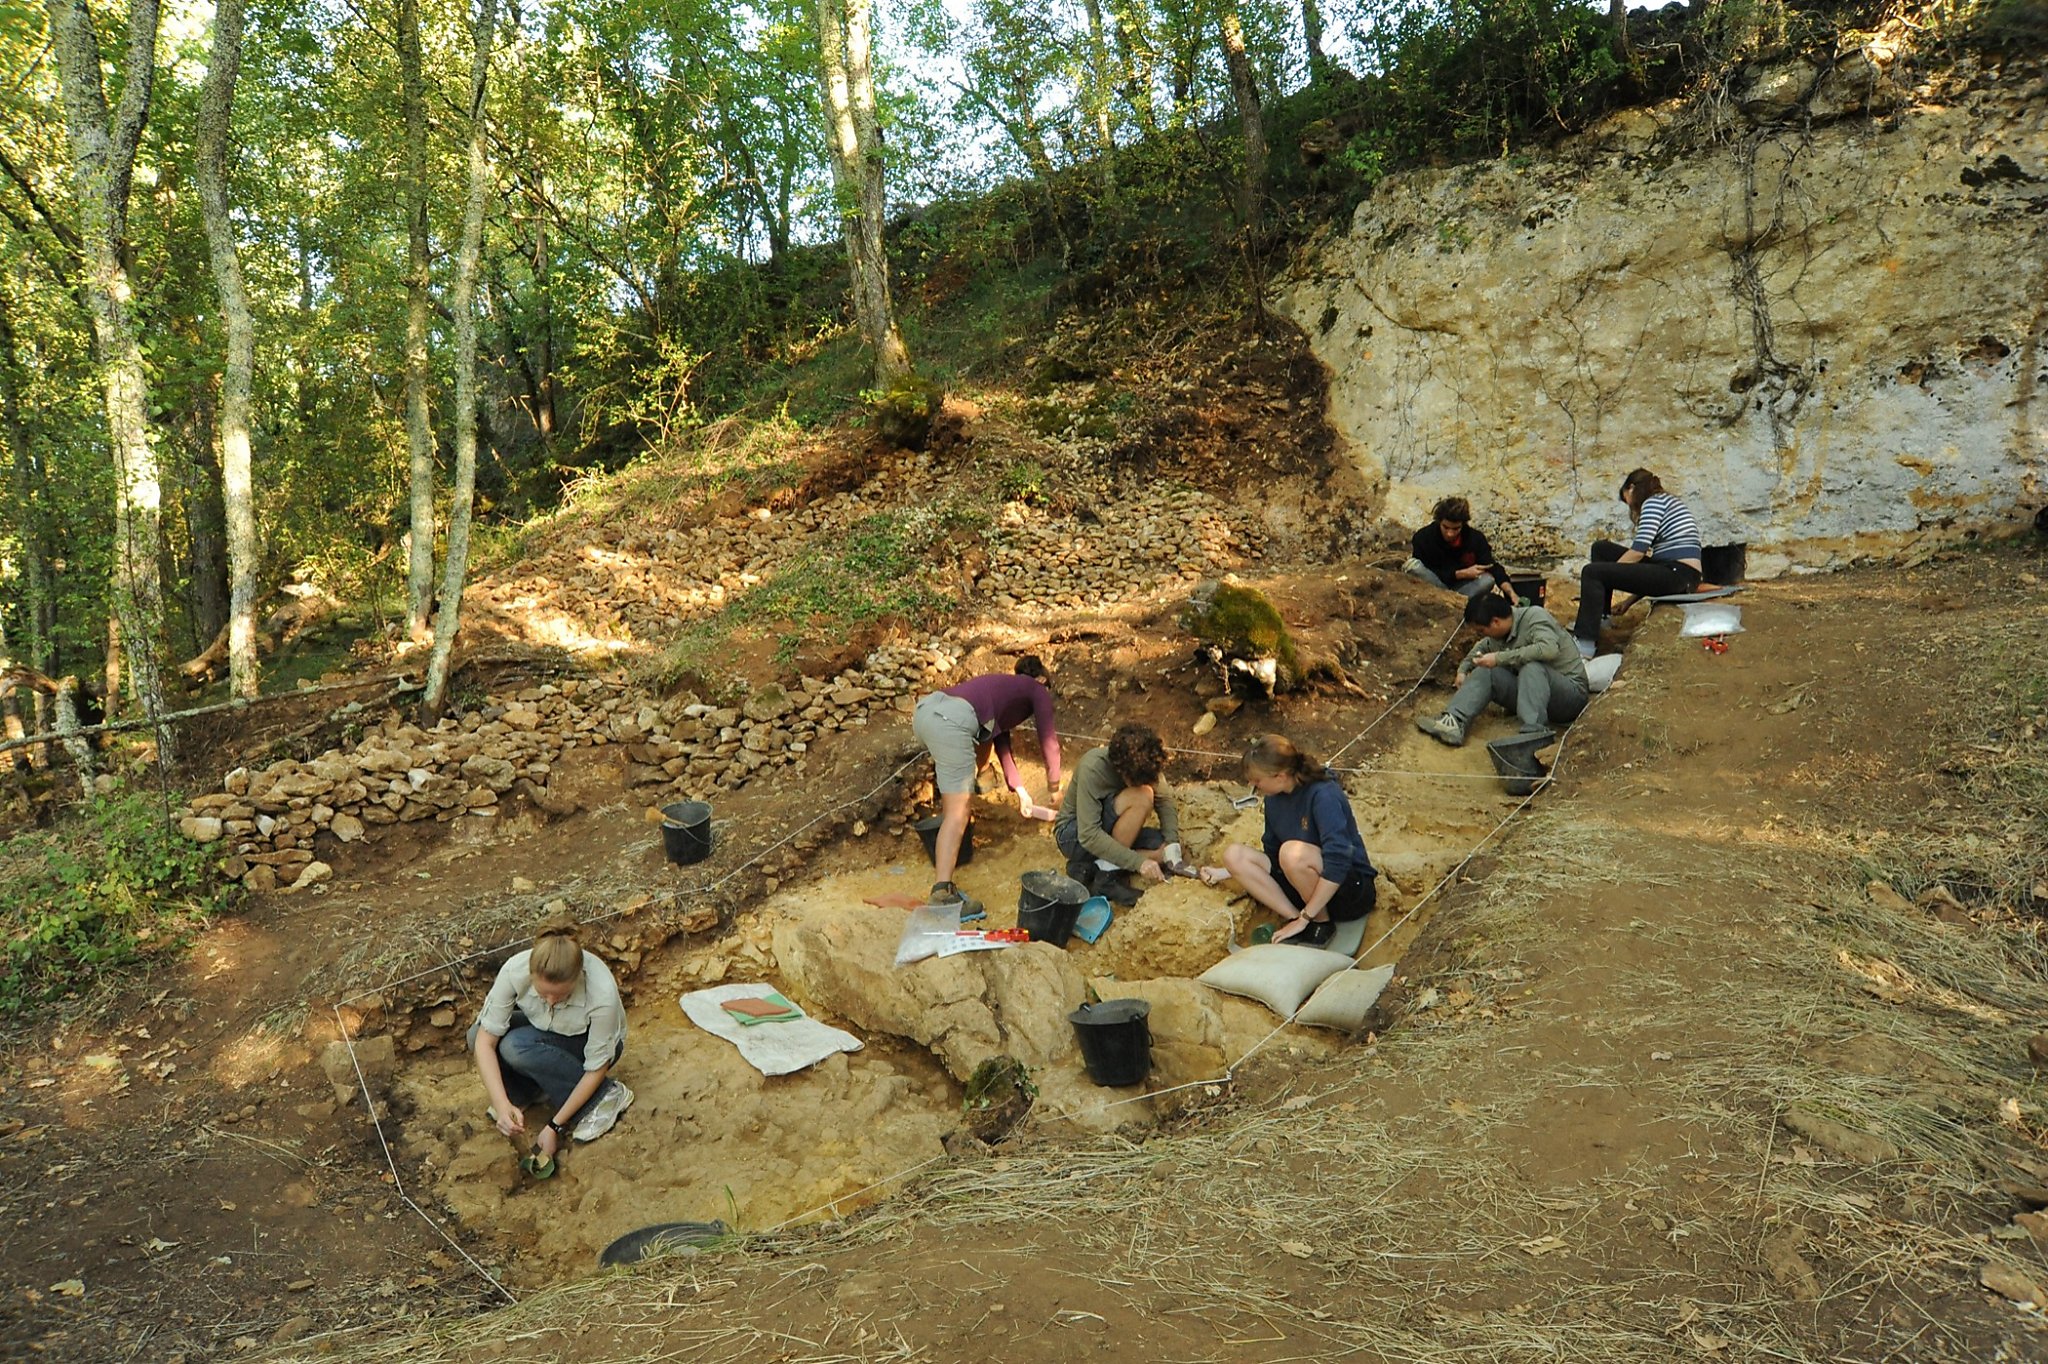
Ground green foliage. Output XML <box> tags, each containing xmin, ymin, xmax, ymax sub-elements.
<box><xmin>998</xmin><ymin>457</ymin><xmax>1051</xmax><ymax>506</ymax></box>
<box><xmin>0</xmin><ymin>790</ymin><xmax>236</xmax><ymax>1015</ymax></box>
<box><xmin>868</xmin><ymin>371</ymin><xmax>948</xmax><ymax>449</ymax></box>
<box><xmin>656</xmin><ymin>503</ymin><xmax>965</xmax><ymax>681</ymax></box>
<box><xmin>1180</xmin><ymin>581</ymin><xmax>1302</xmax><ymax>688</ymax></box>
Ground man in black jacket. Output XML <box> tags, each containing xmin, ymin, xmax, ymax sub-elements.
<box><xmin>1405</xmin><ymin>497</ymin><xmax>1506</xmax><ymax>598</ymax></box>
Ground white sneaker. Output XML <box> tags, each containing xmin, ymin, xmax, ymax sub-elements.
<box><xmin>572</xmin><ymin>1082</ymin><xmax>633</xmax><ymax>1143</ymax></box>
<box><xmin>1576</xmin><ymin>638</ymin><xmax>1596</xmax><ymax>660</ymax></box>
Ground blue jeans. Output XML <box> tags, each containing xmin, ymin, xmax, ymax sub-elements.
<box><xmin>1056</xmin><ymin>794</ymin><xmax>1163</xmax><ymax>879</ymax></box>
<box><xmin>468</xmin><ymin>1011</ymin><xmax>621</xmax><ymax>1121</ymax></box>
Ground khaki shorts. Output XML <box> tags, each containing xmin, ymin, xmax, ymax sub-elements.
<box><xmin>913</xmin><ymin>691</ymin><xmax>981</xmax><ymax>795</ymax></box>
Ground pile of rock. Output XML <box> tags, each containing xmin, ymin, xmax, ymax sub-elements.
<box><xmin>982</xmin><ymin>489</ymin><xmax>1265</xmax><ymax>614</ymax></box>
<box><xmin>622</xmin><ymin>652</ymin><xmax>935</xmax><ymax>792</ymax></box>
<box><xmin>177</xmin><ymin>642</ymin><xmax>960</xmax><ymax>891</ymax></box>
<box><xmin>177</xmin><ymin>679</ymin><xmax>624</xmax><ymax>891</ymax></box>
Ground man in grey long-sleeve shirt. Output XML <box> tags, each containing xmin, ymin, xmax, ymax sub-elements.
<box><xmin>1417</xmin><ymin>593</ymin><xmax>1588</xmax><ymax>745</ymax></box>
<box><xmin>1054</xmin><ymin>724</ymin><xmax>1178</xmax><ymax>906</ymax></box>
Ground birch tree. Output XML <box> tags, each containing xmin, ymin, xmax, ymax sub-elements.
<box><xmin>195</xmin><ymin>0</ymin><xmax>260</xmax><ymax>699</ymax></box>
<box><xmin>1218</xmin><ymin>2</ymin><xmax>1266</xmax><ymax>227</ymax></box>
<box><xmin>420</xmin><ymin>0</ymin><xmax>499</xmax><ymax>724</ymax></box>
<box><xmin>815</xmin><ymin>0</ymin><xmax>910</xmax><ymax>386</ymax></box>
<box><xmin>1079</xmin><ymin>0</ymin><xmax>1117</xmax><ymax>198</ymax></box>
<box><xmin>400</xmin><ymin>0</ymin><xmax>437</xmax><ymax>640</ymax></box>
<box><xmin>43</xmin><ymin>0</ymin><xmax>173</xmax><ymax>758</ymax></box>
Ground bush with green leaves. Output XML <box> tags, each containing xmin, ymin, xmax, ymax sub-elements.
<box><xmin>0</xmin><ymin>791</ymin><xmax>236</xmax><ymax>1016</ymax></box>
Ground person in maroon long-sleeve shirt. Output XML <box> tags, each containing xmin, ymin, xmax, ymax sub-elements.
<box><xmin>911</xmin><ymin>656</ymin><xmax>1064</xmax><ymax>917</ymax></box>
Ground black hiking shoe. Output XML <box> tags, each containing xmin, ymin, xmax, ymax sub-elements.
<box><xmin>1089</xmin><ymin>869</ymin><xmax>1142</xmax><ymax>907</ymax></box>
<box><xmin>930</xmin><ymin>880</ymin><xmax>986</xmax><ymax>922</ymax></box>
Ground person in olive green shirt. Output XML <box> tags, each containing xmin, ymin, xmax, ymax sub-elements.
<box><xmin>1416</xmin><ymin>593</ymin><xmax>1589</xmax><ymax>746</ymax></box>
<box><xmin>1054</xmin><ymin>723</ymin><xmax>1180</xmax><ymax>906</ymax></box>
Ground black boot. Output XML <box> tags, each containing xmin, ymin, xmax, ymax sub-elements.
<box><xmin>1089</xmin><ymin>867</ymin><xmax>1142</xmax><ymax>907</ymax></box>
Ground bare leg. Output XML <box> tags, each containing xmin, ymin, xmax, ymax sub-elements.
<box><xmin>1109</xmin><ymin>785</ymin><xmax>1163</xmax><ymax>861</ymax></box>
<box><xmin>1220</xmin><ymin>844</ymin><xmax>1299</xmax><ymax>921</ymax></box>
<box><xmin>1268</xmin><ymin>841</ymin><xmax>1327</xmax><ymax>943</ymax></box>
<box><xmin>932</xmin><ymin>789</ymin><xmax>973</xmax><ymax>885</ymax></box>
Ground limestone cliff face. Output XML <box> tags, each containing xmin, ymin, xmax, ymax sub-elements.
<box><xmin>1278</xmin><ymin>55</ymin><xmax>2047</xmax><ymax>573</ymax></box>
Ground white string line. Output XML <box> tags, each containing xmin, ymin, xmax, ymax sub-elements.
<box><xmin>332</xmin><ymin>1002</ymin><xmax>519</xmax><ymax>1305</ymax></box>
<box><xmin>1346</xmin><ymin>685</ymin><xmax>1606</xmax><ymax>966</ymax></box>
<box><xmin>325</xmin><ymin>617</ymin><xmax>1495</xmax><ymax>1286</ymax></box>
<box><xmin>1326</xmin><ymin>620</ymin><xmax>1465</xmax><ymax>765</ymax></box>
<box><xmin>1005</xmin><ymin>676</ymin><xmax>1609</xmax><ymax>1130</ymax></box>
<box><xmin>326</xmin><ymin>753</ymin><xmax>928</xmax><ymax>1301</ymax></box>
<box><xmin>337</xmin><ymin>753</ymin><xmax>928</xmax><ymax>1007</ymax></box>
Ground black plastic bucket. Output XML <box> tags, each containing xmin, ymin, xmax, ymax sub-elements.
<box><xmin>660</xmin><ymin>801</ymin><xmax>713</xmax><ymax>865</ymax></box>
<box><xmin>1506</xmin><ymin>573</ymin><xmax>1547</xmax><ymax>607</ymax></box>
<box><xmin>1018</xmin><ymin>870</ymin><xmax>1088</xmax><ymax>946</ymax></box>
<box><xmin>1069</xmin><ymin>999</ymin><xmax>1152</xmax><ymax>1086</ymax></box>
<box><xmin>599</xmin><ymin>1219</ymin><xmax>729</xmax><ymax>1267</ymax></box>
<box><xmin>913</xmin><ymin>815</ymin><xmax>973</xmax><ymax>868</ymax></box>
<box><xmin>1701</xmin><ymin>542</ymin><xmax>1748</xmax><ymax>586</ymax></box>
<box><xmin>1485</xmin><ymin>731</ymin><xmax>1553</xmax><ymax>798</ymax></box>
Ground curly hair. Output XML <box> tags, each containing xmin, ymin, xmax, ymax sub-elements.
<box><xmin>1430</xmin><ymin>496</ymin><xmax>1471</xmax><ymax>526</ymax></box>
<box><xmin>1107</xmin><ymin>723</ymin><xmax>1166</xmax><ymax>787</ymax></box>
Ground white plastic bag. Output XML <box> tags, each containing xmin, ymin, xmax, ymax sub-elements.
<box><xmin>893</xmin><ymin>902</ymin><xmax>962</xmax><ymax>966</ymax></box>
<box><xmin>1678</xmin><ymin>602</ymin><xmax>1744</xmax><ymax>638</ymax></box>
<box><xmin>1585</xmin><ymin>654</ymin><xmax>1623</xmax><ymax>693</ymax></box>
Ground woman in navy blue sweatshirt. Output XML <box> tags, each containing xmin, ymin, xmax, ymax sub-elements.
<box><xmin>1208</xmin><ymin>735</ymin><xmax>1377</xmax><ymax>946</ymax></box>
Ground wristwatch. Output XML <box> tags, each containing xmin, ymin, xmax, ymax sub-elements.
<box><xmin>547</xmin><ymin>1118</ymin><xmax>570</xmax><ymax>1138</ymax></box>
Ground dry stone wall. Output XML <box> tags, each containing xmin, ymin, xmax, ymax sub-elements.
<box><xmin>1278</xmin><ymin>54</ymin><xmax>2048</xmax><ymax>573</ymax></box>
<box><xmin>175</xmin><ymin>644</ymin><xmax>952</xmax><ymax>889</ymax></box>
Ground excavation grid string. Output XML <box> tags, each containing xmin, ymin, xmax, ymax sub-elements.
<box><xmin>333</xmin><ymin>612</ymin><xmax>1539</xmax><ymax>1296</ymax></box>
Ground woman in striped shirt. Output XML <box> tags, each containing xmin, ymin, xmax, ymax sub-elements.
<box><xmin>1572</xmin><ymin>469</ymin><xmax>1703</xmax><ymax>655</ymax></box>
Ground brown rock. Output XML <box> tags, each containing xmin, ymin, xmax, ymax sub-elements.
<box><xmin>330</xmin><ymin>812</ymin><xmax>365</xmax><ymax>843</ymax></box>
<box><xmin>1760</xmin><ymin>1228</ymin><xmax>1822</xmax><ymax>1301</ymax></box>
<box><xmin>2013</xmin><ymin>1211</ymin><xmax>2048</xmax><ymax>1245</ymax></box>
<box><xmin>1979</xmin><ymin>1261</ymin><xmax>2044</xmax><ymax>1307</ymax></box>
<box><xmin>288</xmin><ymin>861</ymin><xmax>333</xmax><ymax>891</ymax></box>
<box><xmin>1864</xmin><ymin>881</ymin><xmax>1913</xmax><ymax>914</ymax></box>
<box><xmin>178</xmin><ymin>816</ymin><xmax>225</xmax><ymax>844</ymax></box>
<box><xmin>319</xmin><ymin>1033</ymin><xmax>395</xmax><ymax>1106</ymax></box>
<box><xmin>244</xmin><ymin>864</ymin><xmax>278</xmax><ymax>892</ymax></box>
<box><xmin>2026</xmin><ymin>1034</ymin><xmax>2048</xmax><ymax>1068</ymax></box>
<box><xmin>1780</xmin><ymin>1107</ymin><xmax>1898</xmax><ymax>1164</ymax></box>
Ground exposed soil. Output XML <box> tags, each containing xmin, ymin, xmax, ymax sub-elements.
<box><xmin>5</xmin><ymin>356</ymin><xmax>2046</xmax><ymax>1363</ymax></box>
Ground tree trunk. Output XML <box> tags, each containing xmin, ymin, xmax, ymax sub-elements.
<box><xmin>400</xmin><ymin>0</ymin><xmax>437</xmax><ymax>642</ymax></box>
<box><xmin>183</xmin><ymin>389</ymin><xmax>230</xmax><ymax>649</ymax></box>
<box><xmin>44</xmin><ymin>0</ymin><xmax>173</xmax><ymax>761</ymax></box>
<box><xmin>1112</xmin><ymin>4</ymin><xmax>1159</xmax><ymax>139</ymax></box>
<box><xmin>1301</xmin><ymin>0</ymin><xmax>1330</xmax><ymax>85</ymax></box>
<box><xmin>1610</xmin><ymin>0</ymin><xmax>1633</xmax><ymax>57</ymax></box>
<box><xmin>1218</xmin><ymin>5</ymin><xmax>1266</xmax><ymax>228</ymax></box>
<box><xmin>0</xmin><ymin>285</ymin><xmax>53</xmax><ymax>719</ymax></box>
<box><xmin>814</xmin><ymin>0</ymin><xmax>910</xmax><ymax>387</ymax></box>
<box><xmin>195</xmin><ymin>0</ymin><xmax>260</xmax><ymax>698</ymax></box>
<box><xmin>420</xmin><ymin>0</ymin><xmax>498</xmax><ymax>725</ymax></box>
<box><xmin>1081</xmin><ymin>0</ymin><xmax>1117</xmax><ymax>199</ymax></box>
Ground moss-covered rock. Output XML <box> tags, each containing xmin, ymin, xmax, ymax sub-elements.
<box><xmin>962</xmin><ymin>1054</ymin><xmax>1037</xmax><ymax>1143</ymax></box>
<box><xmin>1180</xmin><ymin>580</ymin><xmax>1302</xmax><ymax>693</ymax></box>
<box><xmin>871</xmin><ymin>372</ymin><xmax>947</xmax><ymax>450</ymax></box>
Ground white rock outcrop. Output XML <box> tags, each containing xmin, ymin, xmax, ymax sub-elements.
<box><xmin>1279</xmin><ymin>60</ymin><xmax>2048</xmax><ymax>570</ymax></box>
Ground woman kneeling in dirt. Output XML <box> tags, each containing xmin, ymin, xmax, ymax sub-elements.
<box><xmin>470</xmin><ymin>918</ymin><xmax>632</xmax><ymax>1160</ymax></box>
<box><xmin>1203</xmin><ymin>735</ymin><xmax>1377</xmax><ymax>947</ymax></box>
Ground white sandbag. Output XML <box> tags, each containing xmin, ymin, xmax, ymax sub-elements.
<box><xmin>1295</xmin><ymin>964</ymin><xmax>1396</xmax><ymax>1032</ymax></box>
<box><xmin>1197</xmin><ymin>943</ymin><xmax>1351</xmax><ymax>1018</ymax></box>
<box><xmin>1585</xmin><ymin>653</ymin><xmax>1622</xmax><ymax>693</ymax></box>
<box><xmin>1678</xmin><ymin>602</ymin><xmax>1744</xmax><ymax>638</ymax></box>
